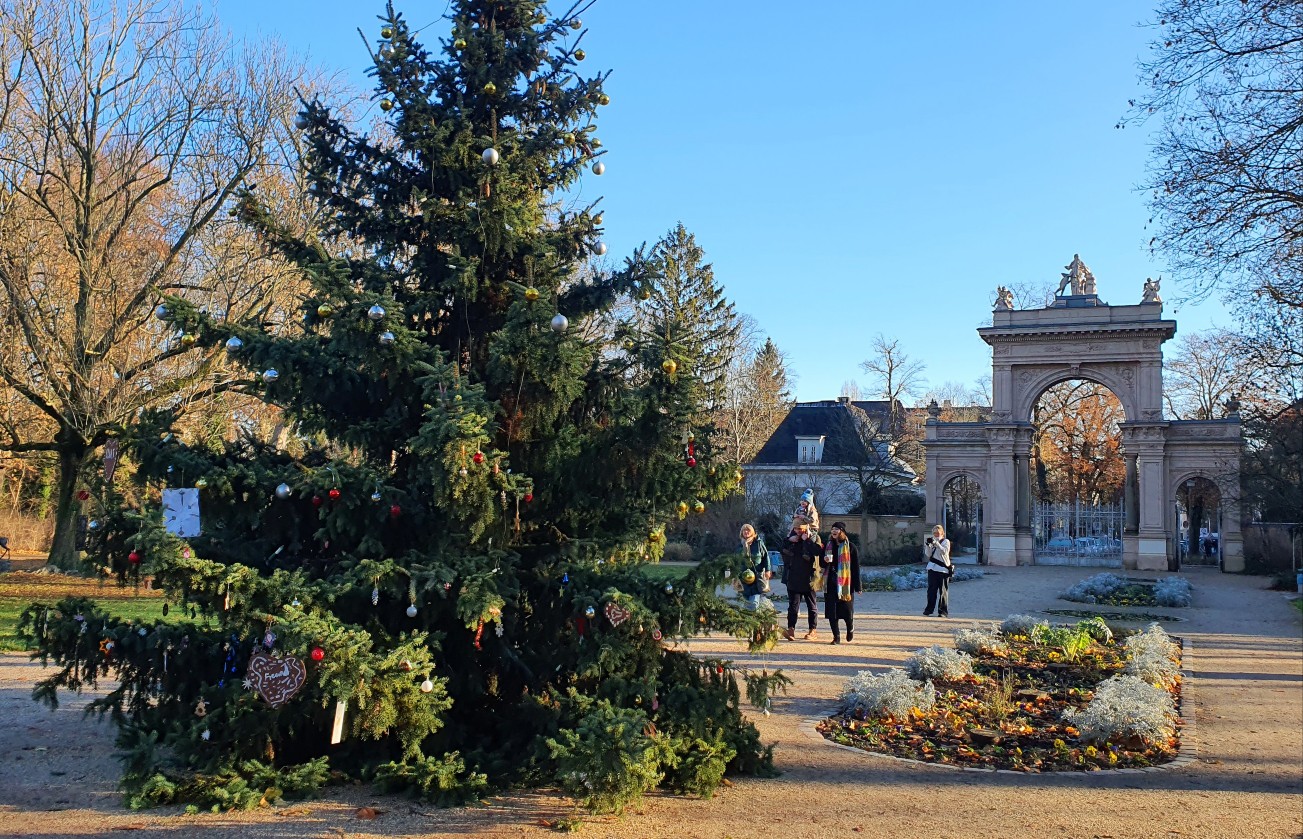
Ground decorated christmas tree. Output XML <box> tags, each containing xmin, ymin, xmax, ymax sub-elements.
<box><xmin>21</xmin><ymin>0</ymin><xmax>784</xmax><ymax>815</ymax></box>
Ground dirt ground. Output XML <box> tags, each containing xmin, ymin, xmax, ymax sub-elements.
<box><xmin>2</xmin><ymin>565</ymin><xmax>1300</xmax><ymax>839</ymax></box>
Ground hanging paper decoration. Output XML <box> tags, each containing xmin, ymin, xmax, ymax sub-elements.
<box><xmin>162</xmin><ymin>488</ymin><xmax>201</xmax><ymax>537</ymax></box>
<box><xmin>473</xmin><ymin>620</ymin><xmax>485</xmax><ymax>650</ymax></box>
<box><xmin>245</xmin><ymin>651</ymin><xmax>307</xmax><ymax>708</ymax></box>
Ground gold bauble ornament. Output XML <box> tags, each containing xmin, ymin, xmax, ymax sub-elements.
<box><xmin>381</xmin><ymin>26</ymin><xmax>394</xmax><ymax>39</ymax></box>
<box><xmin>453</xmin><ymin>38</ymin><xmax>467</xmax><ymax>50</ymax></box>
<box><xmin>735</xmin><ymin>469</ymin><xmax>745</xmax><ymax>484</ymax></box>
<box><xmin>483</xmin><ymin>81</ymin><xmax>497</xmax><ymax>95</ymax></box>
<box><xmin>593</xmin><ymin>213</ymin><xmax>604</xmax><ymax>225</ymax></box>
<box><xmin>693</xmin><ymin>501</ymin><xmax>706</xmax><ymax>515</ymax></box>
<box><xmin>741</xmin><ymin>569</ymin><xmax>756</xmax><ymax>584</ymax></box>
<box><xmin>524</xmin><ymin>287</ymin><xmax>540</xmax><ymax>302</ymax></box>
<box><xmin>180</xmin><ymin>333</ymin><xmax>196</xmax><ymax>346</ymax></box>
<box><xmin>379</xmin><ymin>99</ymin><xmax>394</xmax><ymax>111</ymax></box>
<box><xmin>661</xmin><ymin>359</ymin><xmax>677</xmax><ymax>375</ymax></box>
<box><xmin>317</xmin><ymin>303</ymin><xmax>334</xmax><ymax>318</ymax></box>
<box><xmin>569</xmin><ymin>18</ymin><xmax>582</xmax><ymax>29</ymax></box>
<box><xmin>649</xmin><ymin>530</ymin><xmax>663</xmax><ymax>544</ymax></box>
<box><xmin>622</xmin><ymin>338</ymin><xmax>635</xmax><ymax>351</ymax></box>
<box><xmin>573</xmin><ymin>49</ymin><xmax>586</xmax><ymax>61</ymax></box>
<box><xmin>195</xmin><ymin>477</ymin><xmax>209</xmax><ymax>490</ymax></box>
<box><xmin>590</xmin><ymin>138</ymin><xmax>602</xmax><ymax>148</ymax></box>
<box><xmin>597</xmin><ymin>93</ymin><xmax>610</xmax><ymax>106</ymax></box>
<box><xmin>639</xmin><ymin>288</ymin><xmax>651</xmax><ymax>301</ymax></box>
<box><xmin>563</xmin><ymin>133</ymin><xmax>576</xmax><ymax>146</ymax></box>
<box><xmin>676</xmin><ymin>501</ymin><xmax>688</xmax><ymax>517</ymax></box>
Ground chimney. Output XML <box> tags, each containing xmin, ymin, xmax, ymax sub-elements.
<box><xmin>837</xmin><ymin>395</ymin><xmax>850</xmax><ymax>405</ymax></box>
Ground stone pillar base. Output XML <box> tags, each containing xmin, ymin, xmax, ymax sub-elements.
<box><xmin>1220</xmin><ymin>535</ymin><xmax>1244</xmax><ymax>573</ymax></box>
<box><xmin>1133</xmin><ymin>536</ymin><xmax>1169</xmax><ymax>572</ymax></box>
<box><xmin>987</xmin><ymin>533</ymin><xmax>1017</xmax><ymax>566</ymax></box>
<box><xmin>1014</xmin><ymin>531</ymin><xmax>1035</xmax><ymax>566</ymax></box>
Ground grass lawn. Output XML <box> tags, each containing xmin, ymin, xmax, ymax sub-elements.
<box><xmin>639</xmin><ymin>563</ymin><xmax>694</xmax><ymax>583</ymax></box>
<box><xmin>0</xmin><ymin>572</ymin><xmax>169</xmax><ymax>652</ymax></box>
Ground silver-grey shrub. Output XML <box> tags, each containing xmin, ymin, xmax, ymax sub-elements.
<box><xmin>840</xmin><ymin>669</ymin><xmax>937</xmax><ymax>717</ymax></box>
<box><xmin>903</xmin><ymin>645</ymin><xmax>975</xmax><ymax>681</ymax></box>
<box><xmin>953</xmin><ymin>622</ymin><xmax>1007</xmax><ymax>656</ymax></box>
<box><xmin>1061</xmin><ymin>572</ymin><xmax>1128</xmax><ymax>604</ymax></box>
<box><xmin>1000</xmin><ymin>613</ymin><xmax>1048</xmax><ymax>638</ymax></box>
<box><xmin>1123</xmin><ymin>623</ymin><xmax>1181</xmax><ymax>686</ymax></box>
<box><xmin>1064</xmin><ymin>674</ymin><xmax>1177</xmax><ymax>745</ymax></box>
<box><xmin>1153</xmin><ymin>577</ymin><xmax>1193</xmax><ymax>607</ymax></box>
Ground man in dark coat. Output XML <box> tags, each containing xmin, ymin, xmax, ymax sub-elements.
<box><xmin>820</xmin><ymin>522</ymin><xmax>861</xmax><ymax>644</ymax></box>
<box><xmin>780</xmin><ymin>516</ymin><xmax>822</xmax><ymax>640</ymax></box>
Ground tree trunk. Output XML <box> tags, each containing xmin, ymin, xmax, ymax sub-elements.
<box><xmin>47</xmin><ymin>445</ymin><xmax>86</xmax><ymax>570</ymax></box>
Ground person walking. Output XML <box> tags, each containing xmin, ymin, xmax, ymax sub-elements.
<box><xmin>738</xmin><ymin>524</ymin><xmax>772</xmax><ymax>611</ymax></box>
<box><xmin>820</xmin><ymin>521</ymin><xmax>860</xmax><ymax>644</ymax></box>
<box><xmin>922</xmin><ymin>524</ymin><xmax>953</xmax><ymax>617</ymax></box>
<box><xmin>780</xmin><ymin>516</ymin><xmax>821</xmax><ymax>640</ymax></box>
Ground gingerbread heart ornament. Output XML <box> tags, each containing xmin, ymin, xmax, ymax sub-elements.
<box><xmin>246</xmin><ymin>650</ymin><xmax>307</xmax><ymax>708</ymax></box>
<box><xmin>604</xmin><ymin>601</ymin><xmax>631</xmax><ymax>628</ymax></box>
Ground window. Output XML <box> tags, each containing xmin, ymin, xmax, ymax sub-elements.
<box><xmin>796</xmin><ymin>436</ymin><xmax>824</xmax><ymax>464</ymax></box>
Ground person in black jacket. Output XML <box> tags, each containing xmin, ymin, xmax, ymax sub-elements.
<box><xmin>780</xmin><ymin>516</ymin><xmax>822</xmax><ymax>640</ymax></box>
<box><xmin>820</xmin><ymin>522</ymin><xmax>861</xmax><ymax>644</ymax></box>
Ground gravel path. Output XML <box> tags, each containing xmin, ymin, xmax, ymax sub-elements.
<box><xmin>2</xmin><ymin>565</ymin><xmax>1300</xmax><ymax>839</ymax></box>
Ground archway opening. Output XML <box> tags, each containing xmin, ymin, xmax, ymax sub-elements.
<box><xmin>1030</xmin><ymin>379</ymin><xmax>1126</xmax><ymax>565</ymax></box>
<box><xmin>1177</xmin><ymin>476</ymin><xmax>1222</xmax><ymax>567</ymax></box>
<box><xmin>942</xmin><ymin>474</ymin><xmax>983</xmax><ymax>564</ymax></box>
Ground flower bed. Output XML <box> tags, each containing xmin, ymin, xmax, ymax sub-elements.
<box><xmin>861</xmin><ymin>566</ymin><xmax>984</xmax><ymax>592</ymax></box>
<box><xmin>1060</xmin><ymin>573</ymin><xmax>1193</xmax><ymax>608</ymax></box>
<box><xmin>818</xmin><ymin>619</ymin><xmax>1182</xmax><ymax>772</ymax></box>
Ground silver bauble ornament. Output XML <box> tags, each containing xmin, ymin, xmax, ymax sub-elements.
<box><xmin>379</xmin><ymin>331</ymin><xmax>396</xmax><ymax>346</ymax></box>
<box><xmin>420</xmin><ymin>679</ymin><xmax>434</xmax><ymax>693</ymax></box>
<box><xmin>592</xmin><ymin>241</ymin><xmax>608</xmax><ymax>256</ymax></box>
<box><xmin>584</xmin><ymin>605</ymin><xmax>596</xmax><ymax>618</ymax></box>
<box><xmin>367</xmin><ymin>304</ymin><xmax>386</xmax><ymax>321</ymax></box>
<box><xmin>482</xmin><ymin>147</ymin><xmax>500</xmax><ymax>166</ymax></box>
<box><xmin>371</xmin><ymin>491</ymin><xmax>383</xmax><ymax>503</ymax></box>
<box><xmin>262</xmin><ymin>368</ymin><xmax>279</xmax><ymax>383</ymax></box>
<box><xmin>154</xmin><ymin>304</ymin><xmax>168</xmax><ymax>320</ymax></box>
<box><xmin>406</xmin><ymin>604</ymin><xmax>418</xmax><ymax>618</ymax></box>
<box><xmin>550</xmin><ymin>313</ymin><xmax>568</xmax><ymax>333</ymax></box>
<box><xmin>591</xmin><ymin>162</ymin><xmax>605</xmax><ymax>175</ymax></box>
<box><xmin>664</xmin><ymin>582</ymin><xmax>674</xmax><ymax>594</ymax></box>
<box><xmin>224</xmin><ymin>336</ymin><xmax>243</xmax><ymax>353</ymax></box>
<box><xmin>274</xmin><ymin>482</ymin><xmax>292</xmax><ymax>500</ymax></box>
<box><xmin>88</xmin><ymin>519</ymin><xmax>101</xmax><ymax>531</ymax></box>
<box><xmin>294</xmin><ymin>114</ymin><xmax>309</xmax><ymax>130</ymax></box>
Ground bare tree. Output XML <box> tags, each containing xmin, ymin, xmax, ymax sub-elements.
<box><xmin>0</xmin><ymin>0</ymin><xmax>306</xmax><ymax>566</ymax></box>
<box><xmin>716</xmin><ymin>337</ymin><xmax>793</xmax><ymax>465</ymax></box>
<box><xmin>1127</xmin><ymin>0</ymin><xmax>1303</xmax><ymax>308</ymax></box>
<box><xmin>1163</xmin><ymin>329</ymin><xmax>1257</xmax><ymax>420</ymax></box>
<box><xmin>859</xmin><ymin>334</ymin><xmax>926</xmax><ymax>431</ymax></box>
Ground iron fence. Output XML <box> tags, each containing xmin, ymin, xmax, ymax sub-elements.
<box><xmin>1033</xmin><ymin>501</ymin><xmax>1124</xmax><ymax>567</ymax></box>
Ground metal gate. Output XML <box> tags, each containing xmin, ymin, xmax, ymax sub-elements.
<box><xmin>1033</xmin><ymin>501</ymin><xmax>1124</xmax><ymax>567</ymax></box>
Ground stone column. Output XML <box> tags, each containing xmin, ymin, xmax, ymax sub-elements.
<box><xmin>1013</xmin><ymin>428</ymin><xmax>1035</xmax><ymax>562</ymax></box>
<box><xmin>1124</xmin><ymin>455</ymin><xmax>1139</xmax><ymax>534</ymax></box>
<box><xmin>984</xmin><ymin>426</ymin><xmax>1018</xmax><ymax>566</ymax></box>
<box><xmin>1119</xmin><ymin>424</ymin><xmax>1169</xmax><ymax>570</ymax></box>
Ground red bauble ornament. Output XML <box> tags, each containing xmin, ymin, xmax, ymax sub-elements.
<box><xmin>523</xmin><ymin>492</ymin><xmax>534</xmax><ymax>503</ymax></box>
<box><xmin>686</xmin><ymin>456</ymin><xmax>697</xmax><ymax>468</ymax></box>
<box><xmin>472</xmin><ymin>451</ymin><xmax>484</xmax><ymax>464</ymax></box>
<box><xmin>76</xmin><ymin>489</ymin><xmax>91</xmax><ymax>501</ymax></box>
<box><xmin>716</xmin><ymin>665</ymin><xmax>725</xmax><ymax>675</ymax></box>
<box><xmin>311</xmin><ymin>495</ymin><xmax>323</xmax><ymax>508</ymax></box>
<box><xmin>127</xmin><ymin>551</ymin><xmax>141</xmax><ymax>565</ymax></box>
<box><xmin>328</xmin><ymin>488</ymin><xmax>341</xmax><ymax>501</ymax></box>
<box><xmin>310</xmin><ymin>646</ymin><xmax>325</xmax><ymax>662</ymax></box>
<box><xmin>389</xmin><ymin>504</ymin><xmax>402</xmax><ymax>519</ymax></box>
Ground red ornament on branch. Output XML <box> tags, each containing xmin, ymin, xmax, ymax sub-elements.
<box><xmin>311</xmin><ymin>495</ymin><xmax>323</xmax><ymax>508</ymax></box>
<box><xmin>523</xmin><ymin>492</ymin><xmax>533</xmax><ymax>503</ymax></box>
<box><xmin>76</xmin><ymin>489</ymin><xmax>91</xmax><ymax>501</ymax></box>
<box><xmin>472</xmin><ymin>451</ymin><xmax>484</xmax><ymax>465</ymax></box>
<box><xmin>128</xmin><ymin>551</ymin><xmax>141</xmax><ymax>565</ymax></box>
<box><xmin>686</xmin><ymin>456</ymin><xmax>697</xmax><ymax>468</ymax></box>
<box><xmin>389</xmin><ymin>504</ymin><xmax>402</xmax><ymax>519</ymax></box>
<box><xmin>328</xmin><ymin>488</ymin><xmax>341</xmax><ymax>501</ymax></box>
<box><xmin>310</xmin><ymin>646</ymin><xmax>325</xmax><ymax>662</ymax></box>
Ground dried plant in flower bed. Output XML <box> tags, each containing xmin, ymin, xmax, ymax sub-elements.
<box><xmin>818</xmin><ymin>618</ymin><xmax>1183</xmax><ymax>772</ymax></box>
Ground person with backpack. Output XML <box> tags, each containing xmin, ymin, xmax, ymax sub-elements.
<box><xmin>738</xmin><ymin>523</ymin><xmax>772</xmax><ymax>611</ymax></box>
<box><xmin>922</xmin><ymin>524</ymin><xmax>953</xmax><ymax>617</ymax></box>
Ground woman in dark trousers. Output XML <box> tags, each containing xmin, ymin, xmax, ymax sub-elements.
<box><xmin>922</xmin><ymin>524</ymin><xmax>953</xmax><ymax>617</ymax></box>
<box><xmin>780</xmin><ymin>516</ymin><xmax>822</xmax><ymax>640</ymax></box>
<box><xmin>820</xmin><ymin>522</ymin><xmax>861</xmax><ymax>644</ymax></box>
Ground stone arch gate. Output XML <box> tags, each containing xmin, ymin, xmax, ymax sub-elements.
<box><xmin>923</xmin><ymin>265</ymin><xmax>1244</xmax><ymax>571</ymax></box>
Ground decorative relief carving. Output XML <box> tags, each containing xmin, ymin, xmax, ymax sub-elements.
<box><xmin>1141</xmin><ymin>409</ymin><xmax>1161</xmax><ymax>420</ymax></box>
<box><xmin>937</xmin><ymin>428</ymin><xmax>987</xmax><ymax>439</ymax></box>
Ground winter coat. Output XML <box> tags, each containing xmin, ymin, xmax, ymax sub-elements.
<box><xmin>821</xmin><ymin>538</ymin><xmax>862</xmax><ymax>601</ymax></box>
<box><xmin>740</xmin><ymin>537</ymin><xmax>770</xmax><ymax>598</ymax></box>
<box><xmin>780</xmin><ymin>533</ymin><xmax>822</xmax><ymax>594</ymax></box>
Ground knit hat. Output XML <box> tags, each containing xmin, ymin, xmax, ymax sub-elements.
<box><xmin>831</xmin><ymin>521</ymin><xmax>847</xmax><ymax>531</ymax></box>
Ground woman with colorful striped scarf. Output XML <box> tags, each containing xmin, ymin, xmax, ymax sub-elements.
<box><xmin>819</xmin><ymin>522</ymin><xmax>861</xmax><ymax>644</ymax></box>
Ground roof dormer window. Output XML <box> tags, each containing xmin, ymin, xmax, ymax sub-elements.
<box><xmin>796</xmin><ymin>435</ymin><xmax>824</xmax><ymax>464</ymax></box>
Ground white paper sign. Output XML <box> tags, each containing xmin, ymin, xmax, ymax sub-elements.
<box><xmin>162</xmin><ymin>488</ymin><xmax>201</xmax><ymax>537</ymax></box>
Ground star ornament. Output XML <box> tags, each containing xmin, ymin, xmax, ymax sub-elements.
<box><xmin>99</xmin><ymin>638</ymin><xmax>115</xmax><ymax>656</ymax></box>
<box><xmin>242</xmin><ymin>677</ymin><xmax>255</xmax><ymax>691</ymax></box>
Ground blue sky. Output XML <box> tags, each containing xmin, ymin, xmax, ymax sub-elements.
<box><xmin>219</xmin><ymin>0</ymin><xmax>1231</xmax><ymax>402</ymax></box>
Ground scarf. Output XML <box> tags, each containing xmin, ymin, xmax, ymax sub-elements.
<box><xmin>836</xmin><ymin>539</ymin><xmax>852</xmax><ymax>601</ymax></box>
